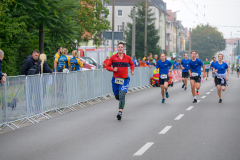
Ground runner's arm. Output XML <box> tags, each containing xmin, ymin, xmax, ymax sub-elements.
<box><xmin>106</xmin><ymin>58</ymin><xmax>113</xmax><ymax>72</ymax></box>
<box><xmin>170</xmin><ymin>65</ymin><xmax>173</xmax><ymax>72</ymax></box>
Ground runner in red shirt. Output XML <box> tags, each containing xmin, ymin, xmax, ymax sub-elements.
<box><xmin>106</xmin><ymin>42</ymin><xmax>134</xmax><ymax>120</ymax></box>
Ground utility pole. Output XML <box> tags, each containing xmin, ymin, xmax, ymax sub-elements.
<box><xmin>112</xmin><ymin>0</ymin><xmax>115</xmax><ymax>55</ymax></box>
<box><xmin>175</xmin><ymin>21</ymin><xmax>178</xmax><ymax>55</ymax></box>
<box><xmin>168</xmin><ymin>33</ymin><xmax>170</xmax><ymax>57</ymax></box>
<box><xmin>238</xmin><ymin>40</ymin><xmax>239</xmax><ymax>65</ymax></box>
<box><xmin>144</xmin><ymin>0</ymin><xmax>147</xmax><ymax>56</ymax></box>
<box><xmin>131</xmin><ymin>7</ymin><xmax>136</xmax><ymax>58</ymax></box>
<box><xmin>189</xmin><ymin>28</ymin><xmax>192</xmax><ymax>57</ymax></box>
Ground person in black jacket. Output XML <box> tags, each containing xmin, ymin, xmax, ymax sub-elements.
<box><xmin>20</xmin><ymin>50</ymin><xmax>41</xmax><ymax>75</ymax></box>
<box><xmin>0</xmin><ymin>50</ymin><xmax>7</xmax><ymax>83</ymax></box>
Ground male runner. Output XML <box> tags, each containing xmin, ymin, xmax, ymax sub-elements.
<box><xmin>236</xmin><ymin>65</ymin><xmax>239</xmax><ymax>77</ymax></box>
<box><xmin>156</xmin><ymin>53</ymin><xmax>173</xmax><ymax>103</ymax></box>
<box><xmin>204</xmin><ymin>58</ymin><xmax>210</xmax><ymax>80</ymax></box>
<box><xmin>210</xmin><ymin>57</ymin><xmax>217</xmax><ymax>85</ymax></box>
<box><xmin>212</xmin><ymin>54</ymin><xmax>229</xmax><ymax>103</ymax></box>
<box><xmin>181</xmin><ymin>53</ymin><xmax>190</xmax><ymax>90</ymax></box>
<box><xmin>189</xmin><ymin>50</ymin><xmax>206</xmax><ymax>103</ymax></box>
<box><xmin>106</xmin><ymin>42</ymin><xmax>134</xmax><ymax>120</ymax></box>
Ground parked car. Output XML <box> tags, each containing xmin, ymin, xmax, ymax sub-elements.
<box><xmin>79</xmin><ymin>57</ymin><xmax>96</xmax><ymax>70</ymax></box>
<box><xmin>81</xmin><ymin>57</ymin><xmax>102</xmax><ymax>69</ymax></box>
<box><xmin>67</xmin><ymin>54</ymin><xmax>96</xmax><ymax>70</ymax></box>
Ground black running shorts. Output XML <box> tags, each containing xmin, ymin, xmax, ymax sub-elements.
<box><xmin>190</xmin><ymin>76</ymin><xmax>201</xmax><ymax>83</ymax></box>
<box><xmin>159</xmin><ymin>77</ymin><xmax>169</xmax><ymax>85</ymax></box>
<box><xmin>182</xmin><ymin>72</ymin><xmax>189</xmax><ymax>78</ymax></box>
<box><xmin>215</xmin><ymin>77</ymin><xmax>226</xmax><ymax>86</ymax></box>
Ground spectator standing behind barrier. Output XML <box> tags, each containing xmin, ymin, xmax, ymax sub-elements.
<box><xmin>20</xmin><ymin>50</ymin><xmax>40</xmax><ymax>75</ymax></box>
<box><xmin>39</xmin><ymin>54</ymin><xmax>52</xmax><ymax>99</ymax></box>
<box><xmin>70</xmin><ymin>50</ymin><xmax>83</xmax><ymax>71</ymax></box>
<box><xmin>54</xmin><ymin>46</ymin><xmax>62</xmax><ymax>73</ymax></box>
<box><xmin>103</xmin><ymin>56</ymin><xmax>110</xmax><ymax>69</ymax></box>
<box><xmin>39</xmin><ymin>54</ymin><xmax>52</xmax><ymax>74</ymax></box>
<box><xmin>149</xmin><ymin>53</ymin><xmax>153</xmax><ymax>61</ymax></box>
<box><xmin>58</xmin><ymin>48</ymin><xmax>71</xmax><ymax>72</ymax></box>
<box><xmin>149</xmin><ymin>59</ymin><xmax>153</xmax><ymax>66</ymax></box>
<box><xmin>20</xmin><ymin>50</ymin><xmax>41</xmax><ymax>114</ymax></box>
<box><xmin>145</xmin><ymin>57</ymin><xmax>150</xmax><ymax>65</ymax></box>
<box><xmin>175</xmin><ymin>60</ymin><xmax>181</xmax><ymax>69</ymax></box>
<box><xmin>153</xmin><ymin>55</ymin><xmax>158</xmax><ymax>66</ymax></box>
<box><xmin>0</xmin><ymin>50</ymin><xmax>7</xmax><ymax>83</ymax></box>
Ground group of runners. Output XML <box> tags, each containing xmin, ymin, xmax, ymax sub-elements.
<box><xmin>106</xmin><ymin>42</ymin><xmax>230</xmax><ymax>120</ymax></box>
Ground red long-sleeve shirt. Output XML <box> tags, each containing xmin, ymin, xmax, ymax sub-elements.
<box><xmin>106</xmin><ymin>53</ymin><xmax>135</xmax><ymax>78</ymax></box>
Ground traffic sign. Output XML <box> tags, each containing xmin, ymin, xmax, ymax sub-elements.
<box><xmin>103</xmin><ymin>31</ymin><xmax>123</xmax><ymax>40</ymax></box>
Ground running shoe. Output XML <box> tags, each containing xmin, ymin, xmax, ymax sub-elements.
<box><xmin>193</xmin><ymin>99</ymin><xmax>197</xmax><ymax>103</ymax></box>
<box><xmin>162</xmin><ymin>99</ymin><xmax>165</xmax><ymax>103</ymax></box>
<box><xmin>219</xmin><ymin>99</ymin><xmax>222</xmax><ymax>103</ymax></box>
<box><xmin>184</xmin><ymin>87</ymin><xmax>187</xmax><ymax>90</ymax></box>
<box><xmin>166</xmin><ymin>92</ymin><xmax>169</xmax><ymax>98</ymax></box>
<box><xmin>182</xmin><ymin>84</ymin><xmax>185</xmax><ymax>88</ymax></box>
<box><xmin>196</xmin><ymin>91</ymin><xmax>199</xmax><ymax>95</ymax></box>
<box><xmin>117</xmin><ymin>111</ymin><xmax>122</xmax><ymax>120</ymax></box>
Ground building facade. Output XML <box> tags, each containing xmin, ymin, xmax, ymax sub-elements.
<box><xmin>106</xmin><ymin>0</ymin><xmax>167</xmax><ymax>53</ymax></box>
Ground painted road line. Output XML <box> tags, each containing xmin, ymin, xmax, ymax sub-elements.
<box><xmin>210</xmin><ymin>89</ymin><xmax>214</xmax><ymax>91</ymax></box>
<box><xmin>206</xmin><ymin>92</ymin><xmax>211</xmax><ymax>94</ymax></box>
<box><xmin>186</xmin><ymin>106</ymin><xmax>194</xmax><ymax>111</ymax></box>
<box><xmin>174</xmin><ymin>114</ymin><xmax>184</xmax><ymax>120</ymax></box>
<box><xmin>159</xmin><ymin>126</ymin><xmax>172</xmax><ymax>134</ymax></box>
<box><xmin>197</xmin><ymin>100</ymin><xmax>201</xmax><ymax>103</ymax></box>
<box><xmin>201</xmin><ymin>96</ymin><xmax>206</xmax><ymax>98</ymax></box>
<box><xmin>133</xmin><ymin>142</ymin><xmax>154</xmax><ymax>156</ymax></box>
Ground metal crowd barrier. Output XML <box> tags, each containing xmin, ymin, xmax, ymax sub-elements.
<box><xmin>0</xmin><ymin>67</ymin><xmax>155</xmax><ymax>130</ymax></box>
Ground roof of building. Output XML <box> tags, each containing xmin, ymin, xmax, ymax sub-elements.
<box><xmin>225</xmin><ymin>38</ymin><xmax>240</xmax><ymax>44</ymax></box>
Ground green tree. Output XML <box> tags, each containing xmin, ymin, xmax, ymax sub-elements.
<box><xmin>186</xmin><ymin>24</ymin><xmax>226</xmax><ymax>61</ymax></box>
<box><xmin>125</xmin><ymin>1</ymin><xmax>160</xmax><ymax>59</ymax></box>
<box><xmin>0</xmin><ymin>0</ymin><xmax>110</xmax><ymax>75</ymax></box>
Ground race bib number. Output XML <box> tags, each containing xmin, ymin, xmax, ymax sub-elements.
<box><xmin>192</xmin><ymin>72</ymin><xmax>198</xmax><ymax>77</ymax></box>
<box><xmin>115</xmin><ymin>78</ymin><xmax>124</xmax><ymax>85</ymax></box>
<box><xmin>161</xmin><ymin>74</ymin><xmax>167</xmax><ymax>79</ymax></box>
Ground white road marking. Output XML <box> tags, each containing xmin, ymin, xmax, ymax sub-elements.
<box><xmin>174</xmin><ymin>114</ymin><xmax>184</xmax><ymax>120</ymax></box>
<box><xmin>197</xmin><ymin>100</ymin><xmax>201</xmax><ymax>103</ymax></box>
<box><xmin>133</xmin><ymin>142</ymin><xmax>154</xmax><ymax>156</ymax></box>
<box><xmin>206</xmin><ymin>92</ymin><xmax>211</xmax><ymax>94</ymax></box>
<box><xmin>201</xmin><ymin>96</ymin><xmax>206</xmax><ymax>98</ymax></box>
<box><xmin>210</xmin><ymin>88</ymin><xmax>214</xmax><ymax>91</ymax></box>
<box><xmin>186</xmin><ymin>106</ymin><xmax>194</xmax><ymax>111</ymax></box>
<box><xmin>159</xmin><ymin>126</ymin><xmax>172</xmax><ymax>134</ymax></box>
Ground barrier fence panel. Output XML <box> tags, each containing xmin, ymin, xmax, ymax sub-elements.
<box><xmin>102</xmin><ymin>69</ymin><xmax>113</xmax><ymax>97</ymax></box>
<box><xmin>66</xmin><ymin>72</ymin><xmax>78</xmax><ymax>110</ymax></box>
<box><xmin>42</xmin><ymin>73</ymin><xmax>55</xmax><ymax>113</ymax></box>
<box><xmin>1</xmin><ymin>67</ymin><xmax>157</xmax><ymax>130</ymax></box>
<box><xmin>0</xmin><ymin>83</ymin><xmax>6</xmax><ymax>126</ymax></box>
<box><xmin>26</xmin><ymin>75</ymin><xmax>42</xmax><ymax>118</ymax></box>
<box><xmin>76</xmin><ymin>71</ymin><xmax>87</xmax><ymax>103</ymax></box>
<box><xmin>86</xmin><ymin>70</ymin><xmax>95</xmax><ymax>101</ymax></box>
<box><xmin>94</xmin><ymin>69</ymin><xmax>102</xmax><ymax>99</ymax></box>
<box><xmin>55</xmin><ymin>73</ymin><xmax>68</xmax><ymax>109</ymax></box>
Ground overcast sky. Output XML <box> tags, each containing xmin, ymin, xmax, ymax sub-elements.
<box><xmin>163</xmin><ymin>0</ymin><xmax>240</xmax><ymax>39</ymax></box>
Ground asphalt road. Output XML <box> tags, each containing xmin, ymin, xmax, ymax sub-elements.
<box><xmin>0</xmin><ymin>72</ymin><xmax>240</xmax><ymax>160</ymax></box>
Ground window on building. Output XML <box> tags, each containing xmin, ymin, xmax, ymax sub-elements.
<box><xmin>117</xmin><ymin>25</ymin><xmax>123</xmax><ymax>32</ymax></box>
<box><xmin>118</xmin><ymin>10</ymin><xmax>122</xmax><ymax>16</ymax></box>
